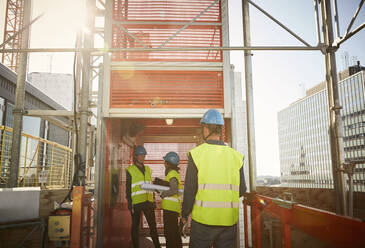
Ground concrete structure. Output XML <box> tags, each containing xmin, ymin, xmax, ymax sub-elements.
<box><xmin>0</xmin><ymin>63</ymin><xmax>71</xmax><ymax>187</ymax></box>
<box><xmin>27</xmin><ymin>72</ymin><xmax>74</xmax><ymax>110</ymax></box>
<box><xmin>278</xmin><ymin>69</ymin><xmax>365</xmax><ymax>192</ymax></box>
<box><xmin>0</xmin><ymin>63</ymin><xmax>70</xmax><ymax>145</ymax></box>
<box><xmin>231</xmin><ymin>70</ymin><xmax>250</xmax><ymax>247</ymax></box>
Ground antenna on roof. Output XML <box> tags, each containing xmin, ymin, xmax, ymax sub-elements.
<box><xmin>341</xmin><ymin>51</ymin><xmax>349</xmax><ymax>70</ymax></box>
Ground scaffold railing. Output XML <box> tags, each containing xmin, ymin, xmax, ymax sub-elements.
<box><xmin>0</xmin><ymin>125</ymin><xmax>72</xmax><ymax>188</ymax></box>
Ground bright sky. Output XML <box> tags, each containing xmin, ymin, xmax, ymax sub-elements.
<box><xmin>0</xmin><ymin>0</ymin><xmax>364</xmax><ymax>176</ymax></box>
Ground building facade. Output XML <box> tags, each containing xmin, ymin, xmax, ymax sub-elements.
<box><xmin>278</xmin><ymin>70</ymin><xmax>365</xmax><ymax>192</ymax></box>
<box><xmin>27</xmin><ymin>72</ymin><xmax>74</xmax><ymax>110</ymax></box>
<box><xmin>0</xmin><ymin>63</ymin><xmax>71</xmax><ymax>187</ymax></box>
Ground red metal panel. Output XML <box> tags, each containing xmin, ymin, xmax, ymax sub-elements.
<box><xmin>244</xmin><ymin>202</ymin><xmax>249</xmax><ymax>248</ymax></box>
<box><xmin>112</xmin><ymin>24</ymin><xmax>222</xmax><ymax>62</ymax></box>
<box><xmin>70</xmin><ymin>186</ymin><xmax>84</xmax><ymax>248</ymax></box>
<box><xmin>282</xmin><ymin>223</ymin><xmax>291</xmax><ymax>248</ymax></box>
<box><xmin>113</xmin><ymin>0</ymin><xmax>221</xmax><ymax>22</ymax></box>
<box><xmin>110</xmin><ymin>70</ymin><xmax>224</xmax><ymax>108</ymax></box>
<box><xmin>251</xmin><ymin>194</ymin><xmax>365</xmax><ymax>248</ymax></box>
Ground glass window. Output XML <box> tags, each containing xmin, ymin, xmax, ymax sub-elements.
<box><xmin>22</xmin><ymin>116</ymin><xmax>41</xmax><ymax>137</ymax></box>
<box><xmin>0</xmin><ymin>97</ymin><xmax>4</xmax><ymax>125</ymax></box>
<box><xmin>5</xmin><ymin>102</ymin><xmax>14</xmax><ymax>128</ymax></box>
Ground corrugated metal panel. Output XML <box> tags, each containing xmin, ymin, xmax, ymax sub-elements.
<box><xmin>113</xmin><ymin>0</ymin><xmax>221</xmax><ymax>22</ymax></box>
<box><xmin>112</xmin><ymin>24</ymin><xmax>222</xmax><ymax>62</ymax></box>
<box><xmin>110</xmin><ymin>70</ymin><xmax>224</xmax><ymax>108</ymax></box>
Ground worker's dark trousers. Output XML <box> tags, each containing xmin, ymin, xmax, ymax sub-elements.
<box><xmin>131</xmin><ymin>204</ymin><xmax>161</xmax><ymax>248</ymax></box>
<box><xmin>189</xmin><ymin>220</ymin><xmax>237</xmax><ymax>248</ymax></box>
<box><xmin>163</xmin><ymin>210</ymin><xmax>182</xmax><ymax>248</ymax></box>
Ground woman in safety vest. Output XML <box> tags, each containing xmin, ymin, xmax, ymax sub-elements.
<box><xmin>126</xmin><ymin>145</ymin><xmax>161</xmax><ymax>248</ymax></box>
<box><xmin>160</xmin><ymin>151</ymin><xmax>183</xmax><ymax>248</ymax></box>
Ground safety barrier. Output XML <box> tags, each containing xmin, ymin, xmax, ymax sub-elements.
<box><xmin>70</xmin><ymin>186</ymin><xmax>94</xmax><ymax>248</ymax></box>
<box><xmin>244</xmin><ymin>193</ymin><xmax>365</xmax><ymax>248</ymax></box>
<box><xmin>0</xmin><ymin>125</ymin><xmax>72</xmax><ymax>188</ymax></box>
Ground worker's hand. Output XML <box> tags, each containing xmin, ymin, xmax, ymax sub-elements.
<box><xmin>160</xmin><ymin>191</ymin><xmax>167</xmax><ymax>198</ymax></box>
<box><xmin>179</xmin><ymin>217</ymin><xmax>188</xmax><ymax>238</ymax></box>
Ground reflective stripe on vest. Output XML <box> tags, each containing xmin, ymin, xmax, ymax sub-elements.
<box><xmin>195</xmin><ymin>200</ymin><xmax>239</xmax><ymax>209</ymax></box>
<box><xmin>126</xmin><ymin>164</ymin><xmax>154</xmax><ymax>205</ymax></box>
<box><xmin>161</xmin><ymin>170</ymin><xmax>182</xmax><ymax>214</ymax></box>
<box><xmin>164</xmin><ymin>197</ymin><xmax>179</xmax><ymax>202</ymax></box>
<box><xmin>131</xmin><ymin>181</ymin><xmax>145</xmax><ymax>189</ymax></box>
<box><xmin>190</xmin><ymin>143</ymin><xmax>243</xmax><ymax>226</ymax></box>
<box><xmin>198</xmin><ymin>183</ymin><xmax>239</xmax><ymax>192</ymax></box>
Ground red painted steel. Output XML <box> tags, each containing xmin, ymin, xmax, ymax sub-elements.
<box><xmin>70</xmin><ymin>186</ymin><xmax>84</xmax><ymax>248</ymax></box>
<box><xmin>247</xmin><ymin>194</ymin><xmax>365</xmax><ymax>248</ymax></box>
<box><xmin>244</xmin><ymin>202</ymin><xmax>249</xmax><ymax>248</ymax></box>
<box><xmin>110</xmin><ymin>70</ymin><xmax>224</xmax><ymax>108</ymax></box>
<box><xmin>283</xmin><ymin>223</ymin><xmax>291</xmax><ymax>248</ymax></box>
<box><xmin>252</xmin><ymin>204</ymin><xmax>261</xmax><ymax>248</ymax></box>
<box><xmin>113</xmin><ymin>0</ymin><xmax>221</xmax><ymax>22</ymax></box>
<box><xmin>111</xmin><ymin>0</ymin><xmax>223</xmax><ymax>109</ymax></box>
<box><xmin>112</xmin><ymin>24</ymin><xmax>222</xmax><ymax>62</ymax></box>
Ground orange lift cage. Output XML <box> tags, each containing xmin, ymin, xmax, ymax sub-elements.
<box><xmin>105</xmin><ymin>0</ymin><xmax>230</xmax><ymax>112</ymax></box>
<box><xmin>98</xmin><ymin>0</ymin><xmax>233</xmax><ymax>247</ymax></box>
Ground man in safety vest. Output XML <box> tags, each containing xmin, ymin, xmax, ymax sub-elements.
<box><xmin>160</xmin><ymin>151</ymin><xmax>183</xmax><ymax>248</ymax></box>
<box><xmin>180</xmin><ymin>109</ymin><xmax>247</xmax><ymax>248</ymax></box>
<box><xmin>126</xmin><ymin>145</ymin><xmax>161</xmax><ymax>248</ymax></box>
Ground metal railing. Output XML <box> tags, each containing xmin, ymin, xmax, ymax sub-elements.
<box><xmin>0</xmin><ymin>125</ymin><xmax>72</xmax><ymax>188</ymax></box>
<box><xmin>244</xmin><ymin>193</ymin><xmax>365</xmax><ymax>248</ymax></box>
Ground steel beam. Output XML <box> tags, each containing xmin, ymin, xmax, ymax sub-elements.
<box><xmin>336</xmin><ymin>22</ymin><xmax>365</xmax><ymax>47</ymax></box>
<box><xmin>78</xmin><ymin>0</ymin><xmax>94</xmax><ymax>186</ymax></box>
<box><xmin>344</xmin><ymin>0</ymin><xmax>364</xmax><ymax>36</ymax></box>
<box><xmin>247</xmin><ymin>0</ymin><xmax>311</xmax><ymax>47</ymax></box>
<box><xmin>242</xmin><ymin>0</ymin><xmax>257</xmax><ymax>192</ymax></box>
<box><xmin>158</xmin><ymin>0</ymin><xmax>219</xmax><ymax>48</ymax></box>
<box><xmin>0</xmin><ymin>46</ymin><xmax>323</xmax><ymax>53</ymax></box>
<box><xmin>314</xmin><ymin>0</ymin><xmax>322</xmax><ymax>44</ymax></box>
<box><xmin>8</xmin><ymin>0</ymin><xmax>31</xmax><ymax>188</ymax></box>
<box><xmin>25</xmin><ymin>110</ymin><xmax>74</xmax><ymax>117</ymax></box>
<box><xmin>321</xmin><ymin>0</ymin><xmax>347</xmax><ymax>215</ymax></box>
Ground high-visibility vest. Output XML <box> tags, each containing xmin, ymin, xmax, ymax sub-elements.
<box><xmin>190</xmin><ymin>143</ymin><xmax>243</xmax><ymax>226</ymax></box>
<box><xmin>161</xmin><ymin>170</ymin><xmax>182</xmax><ymax>214</ymax></box>
<box><xmin>126</xmin><ymin>164</ymin><xmax>154</xmax><ymax>205</ymax></box>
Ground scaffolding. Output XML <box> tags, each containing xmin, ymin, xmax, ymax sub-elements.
<box><xmin>1</xmin><ymin>0</ymin><xmax>365</xmax><ymax>247</ymax></box>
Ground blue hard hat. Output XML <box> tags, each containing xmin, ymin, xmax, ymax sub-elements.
<box><xmin>163</xmin><ymin>152</ymin><xmax>180</xmax><ymax>166</ymax></box>
<box><xmin>200</xmin><ymin>109</ymin><xmax>224</xmax><ymax>126</ymax></box>
<box><xmin>134</xmin><ymin>145</ymin><xmax>147</xmax><ymax>156</ymax></box>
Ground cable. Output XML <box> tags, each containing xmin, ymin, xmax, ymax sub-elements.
<box><xmin>60</xmin><ymin>33</ymin><xmax>82</xmax><ymax>204</ymax></box>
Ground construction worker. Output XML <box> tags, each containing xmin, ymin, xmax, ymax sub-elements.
<box><xmin>180</xmin><ymin>109</ymin><xmax>247</xmax><ymax>248</ymax></box>
<box><xmin>126</xmin><ymin>145</ymin><xmax>161</xmax><ymax>248</ymax></box>
<box><xmin>160</xmin><ymin>152</ymin><xmax>183</xmax><ymax>248</ymax></box>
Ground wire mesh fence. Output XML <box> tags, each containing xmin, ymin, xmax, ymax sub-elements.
<box><xmin>0</xmin><ymin>125</ymin><xmax>72</xmax><ymax>188</ymax></box>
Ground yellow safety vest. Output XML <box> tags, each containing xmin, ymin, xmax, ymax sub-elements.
<box><xmin>190</xmin><ymin>143</ymin><xmax>243</xmax><ymax>226</ymax></box>
<box><xmin>126</xmin><ymin>164</ymin><xmax>154</xmax><ymax>205</ymax></box>
<box><xmin>161</xmin><ymin>170</ymin><xmax>182</xmax><ymax>214</ymax></box>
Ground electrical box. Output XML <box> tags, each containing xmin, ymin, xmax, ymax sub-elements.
<box><xmin>48</xmin><ymin>216</ymin><xmax>70</xmax><ymax>241</ymax></box>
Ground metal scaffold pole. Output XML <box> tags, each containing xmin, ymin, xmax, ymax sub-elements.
<box><xmin>8</xmin><ymin>0</ymin><xmax>31</xmax><ymax>187</ymax></box>
<box><xmin>322</xmin><ymin>0</ymin><xmax>347</xmax><ymax>215</ymax></box>
<box><xmin>242</xmin><ymin>0</ymin><xmax>257</xmax><ymax>193</ymax></box>
<box><xmin>78</xmin><ymin>0</ymin><xmax>94</xmax><ymax>185</ymax></box>
<box><xmin>94</xmin><ymin>64</ymin><xmax>105</xmax><ymax>248</ymax></box>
